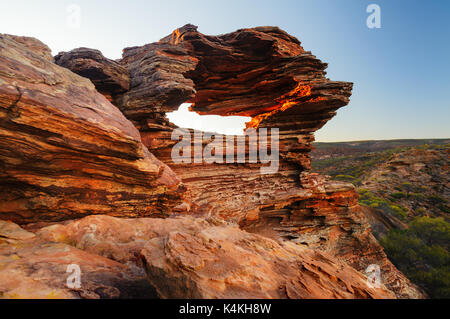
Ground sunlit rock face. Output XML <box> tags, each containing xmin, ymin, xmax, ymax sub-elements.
<box><xmin>0</xmin><ymin>34</ymin><xmax>184</xmax><ymax>224</ymax></box>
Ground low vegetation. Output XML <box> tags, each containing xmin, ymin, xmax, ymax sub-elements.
<box><xmin>380</xmin><ymin>217</ymin><xmax>450</xmax><ymax>298</ymax></box>
<box><xmin>312</xmin><ymin>140</ymin><xmax>449</xmax><ymax>298</ymax></box>
<box><xmin>312</xmin><ymin>149</ymin><xmax>396</xmax><ymax>185</ymax></box>
<box><xmin>358</xmin><ymin>188</ymin><xmax>408</xmax><ymax>221</ymax></box>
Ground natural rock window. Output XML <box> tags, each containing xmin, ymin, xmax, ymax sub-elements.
<box><xmin>166</xmin><ymin>103</ymin><xmax>251</xmax><ymax>135</ymax></box>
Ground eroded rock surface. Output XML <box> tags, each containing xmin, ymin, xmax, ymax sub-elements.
<box><xmin>243</xmin><ymin>174</ymin><xmax>424</xmax><ymax>299</ymax></box>
<box><xmin>29</xmin><ymin>215</ymin><xmax>396</xmax><ymax>299</ymax></box>
<box><xmin>140</xmin><ymin>220</ymin><xmax>396</xmax><ymax>299</ymax></box>
<box><xmin>0</xmin><ymin>219</ymin><xmax>156</xmax><ymax>298</ymax></box>
<box><xmin>115</xmin><ymin>24</ymin><xmax>352</xmax><ymax>171</ymax></box>
<box><xmin>55</xmin><ymin>48</ymin><xmax>130</xmax><ymax>101</ymax></box>
<box><xmin>0</xmin><ymin>34</ymin><xmax>184</xmax><ymax>224</ymax></box>
<box><xmin>47</xmin><ymin>25</ymin><xmax>425</xmax><ymax>298</ymax></box>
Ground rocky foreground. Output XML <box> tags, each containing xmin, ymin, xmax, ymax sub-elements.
<box><xmin>0</xmin><ymin>26</ymin><xmax>424</xmax><ymax>298</ymax></box>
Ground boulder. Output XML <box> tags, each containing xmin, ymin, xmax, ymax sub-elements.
<box><xmin>55</xmin><ymin>48</ymin><xmax>130</xmax><ymax>101</ymax></box>
<box><xmin>33</xmin><ymin>215</ymin><xmax>396</xmax><ymax>299</ymax></box>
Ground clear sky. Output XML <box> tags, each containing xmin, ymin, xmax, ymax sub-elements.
<box><xmin>1</xmin><ymin>0</ymin><xmax>448</xmax><ymax>141</ymax></box>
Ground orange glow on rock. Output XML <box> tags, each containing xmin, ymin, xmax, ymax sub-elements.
<box><xmin>284</xmin><ymin>82</ymin><xmax>311</xmax><ymax>98</ymax></box>
<box><xmin>171</xmin><ymin>29</ymin><xmax>184</xmax><ymax>45</ymax></box>
<box><xmin>308</xmin><ymin>96</ymin><xmax>326</xmax><ymax>103</ymax></box>
<box><xmin>245</xmin><ymin>82</ymin><xmax>315</xmax><ymax>129</ymax></box>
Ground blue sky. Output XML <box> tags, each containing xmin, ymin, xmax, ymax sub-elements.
<box><xmin>1</xmin><ymin>0</ymin><xmax>448</xmax><ymax>141</ymax></box>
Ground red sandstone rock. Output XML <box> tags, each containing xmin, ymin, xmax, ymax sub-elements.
<box><xmin>33</xmin><ymin>215</ymin><xmax>396</xmax><ymax>299</ymax></box>
<box><xmin>243</xmin><ymin>174</ymin><xmax>425</xmax><ymax>299</ymax></box>
<box><xmin>140</xmin><ymin>219</ymin><xmax>395</xmax><ymax>299</ymax></box>
<box><xmin>0</xmin><ymin>34</ymin><xmax>184</xmax><ymax>224</ymax></box>
<box><xmin>116</xmin><ymin>25</ymin><xmax>352</xmax><ymax>170</ymax></box>
<box><xmin>55</xmin><ymin>48</ymin><xmax>130</xmax><ymax>101</ymax></box>
<box><xmin>0</xmin><ymin>219</ymin><xmax>157</xmax><ymax>298</ymax></box>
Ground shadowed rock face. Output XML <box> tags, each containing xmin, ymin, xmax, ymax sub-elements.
<box><xmin>0</xmin><ymin>34</ymin><xmax>184</xmax><ymax>224</ymax></box>
<box><xmin>55</xmin><ymin>48</ymin><xmax>130</xmax><ymax>101</ymax></box>
<box><xmin>0</xmin><ymin>218</ymin><xmax>158</xmax><ymax>299</ymax></box>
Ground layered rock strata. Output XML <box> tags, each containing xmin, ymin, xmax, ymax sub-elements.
<box><xmin>116</xmin><ymin>24</ymin><xmax>352</xmax><ymax>170</ymax></box>
<box><xmin>0</xmin><ymin>218</ymin><xmax>158</xmax><ymax>298</ymax></box>
<box><xmin>55</xmin><ymin>48</ymin><xmax>130</xmax><ymax>102</ymax></box>
<box><xmin>0</xmin><ymin>34</ymin><xmax>184</xmax><ymax>224</ymax></box>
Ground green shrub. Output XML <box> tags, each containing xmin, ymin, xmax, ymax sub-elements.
<box><xmin>409</xmin><ymin>217</ymin><xmax>450</xmax><ymax>248</ymax></box>
<box><xmin>389</xmin><ymin>204</ymin><xmax>408</xmax><ymax>221</ymax></box>
<box><xmin>428</xmin><ymin>194</ymin><xmax>447</xmax><ymax>205</ymax></box>
<box><xmin>358</xmin><ymin>189</ymin><xmax>408</xmax><ymax>221</ymax></box>
<box><xmin>415</xmin><ymin>208</ymin><xmax>427</xmax><ymax>216</ymax></box>
<box><xmin>380</xmin><ymin>217</ymin><xmax>450</xmax><ymax>298</ymax></box>
<box><xmin>408</xmin><ymin>192</ymin><xmax>426</xmax><ymax>200</ymax></box>
<box><xmin>335</xmin><ymin>174</ymin><xmax>356</xmax><ymax>182</ymax></box>
<box><xmin>391</xmin><ymin>192</ymin><xmax>407</xmax><ymax>199</ymax></box>
<box><xmin>437</xmin><ymin>204</ymin><xmax>450</xmax><ymax>214</ymax></box>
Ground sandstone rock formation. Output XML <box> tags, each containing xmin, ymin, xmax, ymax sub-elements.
<box><xmin>55</xmin><ymin>48</ymin><xmax>130</xmax><ymax>102</ymax></box>
<box><xmin>116</xmin><ymin>24</ymin><xmax>352</xmax><ymax>171</ymax></box>
<box><xmin>242</xmin><ymin>175</ymin><xmax>424</xmax><ymax>299</ymax></box>
<box><xmin>0</xmin><ymin>25</ymin><xmax>426</xmax><ymax>299</ymax></box>
<box><xmin>2</xmin><ymin>215</ymin><xmax>393</xmax><ymax>299</ymax></box>
<box><xmin>0</xmin><ymin>219</ymin><xmax>157</xmax><ymax>298</ymax></box>
<box><xmin>0</xmin><ymin>34</ymin><xmax>184</xmax><ymax>224</ymax></box>
<box><xmin>139</xmin><ymin>217</ymin><xmax>396</xmax><ymax>299</ymax></box>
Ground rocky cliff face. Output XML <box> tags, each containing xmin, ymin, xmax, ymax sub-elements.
<box><xmin>117</xmin><ymin>24</ymin><xmax>352</xmax><ymax>171</ymax></box>
<box><xmin>361</xmin><ymin>147</ymin><xmax>449</xmax><ymax>219</ymax></box>
<box><xmin>0</xmin><ymin>26</ymin><xmax>425</xmax><ymax>299</ymax></box>
<box><xmin>311</xmin><ymin>141</ymin><xmax>449</xmax><ymax>237</ymax></box>
<box><xmin>0</xmin><ymin>34</ymin><xmax>185</xmax><ymax>224</ymax></box>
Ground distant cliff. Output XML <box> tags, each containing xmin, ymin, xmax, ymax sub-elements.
<box><xmin>312</xmin><ymin>141</ymin><xmax>449</xmax><ymax>297</ymax></box>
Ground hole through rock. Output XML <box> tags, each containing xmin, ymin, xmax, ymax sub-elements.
<box><xmin>166</xmin><ymin>103</ymin><xmax>251</xmax><ymax>136</ymax></box>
